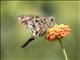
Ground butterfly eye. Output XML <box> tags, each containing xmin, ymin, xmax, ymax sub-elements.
<box><xmin>48</xmin><ymin>16</ymin><xmax>55</xmax><ymax>21</ymax></box>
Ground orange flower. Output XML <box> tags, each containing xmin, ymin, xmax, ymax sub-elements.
<box><xmin>46</xmin><ymin>24</ymin><xmax>71</xmax><ymax>42</ymax></box>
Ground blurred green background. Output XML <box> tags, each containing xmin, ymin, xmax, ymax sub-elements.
<box><xmin>1</xmin><ymin>1</ymin><xmax>79</xmax><ymax>60</ymax></box>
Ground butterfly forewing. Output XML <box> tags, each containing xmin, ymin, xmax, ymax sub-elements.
<box><xmin>17</xmin><ymin>15</ymin><xmax>55</xmax><ymax>37</ymax></box>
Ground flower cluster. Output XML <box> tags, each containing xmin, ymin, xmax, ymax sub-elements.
<box><xmin>46</xmin><ymin>24</ymin><xmax>71</xmax><ymax>42</ymax></box>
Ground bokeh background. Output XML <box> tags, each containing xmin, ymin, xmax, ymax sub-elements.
<box><xmin>1</xmin><ymin>1</ymin><xmax>79</xmax><ymax>60</ymax></box>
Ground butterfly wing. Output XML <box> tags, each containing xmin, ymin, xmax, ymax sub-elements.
<box><xmin>17</xmin><ymin>15</ymin><xmax>55</xmax><ymax>47</ymax></box>
<box><xmin>18</xmin><ymin>15</ymin><xmax>36</xmax><ymax>36</ymax></box>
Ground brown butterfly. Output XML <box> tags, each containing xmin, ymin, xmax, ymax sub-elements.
<box><xmin>17</xmin><ymin>15</ymin><xmax>55</xmax><ymax>48</ymax></box>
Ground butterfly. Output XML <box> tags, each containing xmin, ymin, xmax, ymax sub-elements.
<box><xmin>17</xmin><ymin>15</ymin><xmax>56</xmax><ymax>48</ymax></box>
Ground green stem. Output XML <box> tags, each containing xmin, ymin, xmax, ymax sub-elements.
<box><xmin>58</xmin><ymin>39</ymin><xmax>69</xmax><ymax>60</ymax></box>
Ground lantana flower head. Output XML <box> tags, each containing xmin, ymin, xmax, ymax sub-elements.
<box><xmin>46</xmin><ymin>24</ymin><xmax>71</xmax><ymax>42</ymax></box>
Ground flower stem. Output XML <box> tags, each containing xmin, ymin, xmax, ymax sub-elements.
<box><xmin>58</xmin><ymin>39</ymin><xmax>69</xmax><ymax>60</ymax></box>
